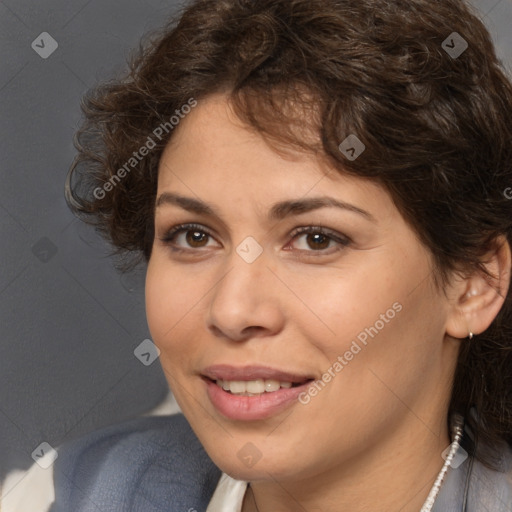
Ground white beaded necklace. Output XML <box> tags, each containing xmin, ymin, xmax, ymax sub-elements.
<box><xmin>419</xmin><ymin>413</ymin><xmax>465</xmax><ymax>512</ymax></box>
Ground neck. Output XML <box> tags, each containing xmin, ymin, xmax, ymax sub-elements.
<box><xmin>242</xmin><ymin>414</ymin><xmax>451</xmax><ymax>512</ymax></box>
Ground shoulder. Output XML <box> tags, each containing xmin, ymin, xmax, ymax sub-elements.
<box><xmin>50</xmin><ymin>413</ymin><xmax>222</xmax><ymax>512</ymax></box>
<box><xmin>466</xmin><ymin>439</ymin><xmax>512</xmax><ymax>512</ymax></box>
<box><xmin>436</xmin><ymin>434</ymin><xmax>512</xmax><ymax>512</ymax></box>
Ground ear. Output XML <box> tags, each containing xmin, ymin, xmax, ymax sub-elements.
<box><xmin>445</xmin><ymin>235</ymin><xmax>511</xmax><ymax>339</ymax></box>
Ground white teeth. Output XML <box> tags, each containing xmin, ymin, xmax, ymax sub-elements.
<box><xmin>215</xmin><ymin>379</ymin><xmax>297</xmax><ymax>395</ymax></box>
<box><xmin>229</xmin><ymin>381</ymin><xmax>246</xmax><ymax>394</ymax></box>
<box><xmin>246</xmin><ymin>379</ymin><xmax>265</xmax><ymax>394</ymax></box>
<box><xmin>264</xmin><ymin>379</ymin><xmax>281</xmax><ymax>392</ymax></box>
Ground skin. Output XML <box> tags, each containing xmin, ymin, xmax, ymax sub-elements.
<box><xmin>145</xmin><ymin>92</ymin><xmax>511</xmax><ymax>512</ymax></box>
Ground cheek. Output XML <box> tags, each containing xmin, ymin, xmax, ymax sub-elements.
<box><xmin>320</xmin><ymin>279</ymin><xmax>444</xmax><ymax>422</ymax></box>
<box><xmin>145</xmin><ymin>270</ymin><xmax>169</xmax><ymax>341</ymax></box>
<box><xmin>145</xmin><ymin>258</ymin><xmax>212</xmax><ymax>367</ymax></box>
<box><xmin>145</xmin><ymin>261</ymin><xmax>188</xmax><ymax>348</ymax></box>
<box><xmin>296</xmin><ymin>253</ymin><xmax>442</xmax><ymax>393</ymax></box>
<box><xmin>286</xmin><ymin>263</ymin><xmax>402</xmax><ymax>359</ymax></box>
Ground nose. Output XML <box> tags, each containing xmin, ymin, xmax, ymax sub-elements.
<box><xmin>206</xmin><ymin>246</ymin><xmax>285</xmax><ymax>342</ymax></box>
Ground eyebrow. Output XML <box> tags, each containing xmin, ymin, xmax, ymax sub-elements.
<box><xmin>155</xmin><ymin>192</ymin><xmax>376</xmax><ymax>222</ymax></box>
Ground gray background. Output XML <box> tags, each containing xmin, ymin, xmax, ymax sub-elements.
<box><xmin>0</xmin><ymin>0</ymin><xmax>511</xmax><ymax>483</ymax></box>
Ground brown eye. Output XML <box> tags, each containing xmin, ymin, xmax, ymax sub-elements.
<box><xmin>289</xmin><ymin>226</ymin><xmax>351</xmax><ymax>255</ymax></box>
<box><xmin>303</xmin><ymin>233</ymin><xmax>331</xmax><ymax>250</ymax></box>
<box><xmin>185</xmin><ymin>230</ymin><xmax>209</xmax><ymax>247</ymax></box>
<box><xmin>159</xmin><ymin>223</ymin><xmax>218</xmax><ymax>252</ymax></box>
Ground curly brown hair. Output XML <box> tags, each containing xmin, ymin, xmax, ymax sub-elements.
<box><xmin>65</xmin><ymin>0</ymin><xmax>512</xmax><ymax>470</ymax></box>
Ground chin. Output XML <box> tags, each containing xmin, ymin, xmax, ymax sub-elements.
<box><xmin>203</xmin><ymin>435</ymin><xmax>307</xmax><ymax>481</ymax></box>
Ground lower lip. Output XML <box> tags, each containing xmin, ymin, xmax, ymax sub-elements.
<box><xmin>203</xmin><ymin>378</ymin><xmax>312</xmax><ymax>421</ymax></box>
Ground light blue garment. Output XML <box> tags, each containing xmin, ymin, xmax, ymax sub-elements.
<box><xmin>49</xmin><ymin>414</ymin><xmax>222</xmax><ymax>512</ymax></box>
<box><xmin>50</xmin><ymin>413</ymin><xmax>512</xmax><ymax>512</ymax></box>
<box><xmin>433</xmin><ymin>418</ymin><xmax>512</xmax><ymax>512</ymax></box>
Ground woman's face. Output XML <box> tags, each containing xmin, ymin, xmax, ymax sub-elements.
<box><xmin>146</xmin><ymin>93</ymin><xmax>459</xmax><ymax>482</ymax></box>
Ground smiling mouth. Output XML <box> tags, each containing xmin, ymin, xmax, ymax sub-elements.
<box><xmin>207</xmin><ymin>377</ymin><xmax>313</xmax><ymax>396</ymax></box>
<box><xmin>202</xmin><ymin>370</ymin><xmax>316</xmax><ymax>420</ymax></box>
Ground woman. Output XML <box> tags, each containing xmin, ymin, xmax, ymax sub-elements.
<box><xmin>53</xmin><ymin>0</ymin><xmax>512</xmax><ymax>510</ymax></box>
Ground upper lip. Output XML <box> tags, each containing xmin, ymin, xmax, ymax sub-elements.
<box><xmin>202</xmin><ymin>364</ymin><xmax>315</xmax><ymax>383</ymax></box>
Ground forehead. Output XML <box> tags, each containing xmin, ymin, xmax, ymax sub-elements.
<box><xmin>155</xmin><ymin>93</ymin><xmax>394</xmax><ymax>220</ymax></box>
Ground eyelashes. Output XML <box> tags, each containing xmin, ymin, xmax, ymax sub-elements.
<box><xmin>286</xmin><ymin>226</ymin><xmax>351</xmax><ymax>254</ymax></box>
<box><xmin>159</xmin><ymin>223</ymin><xmax>216</xmax><ymax>252</ymax></box>
<box><xmin>158</xmin><ymin>222</ymin><xmax>352</xmax><ymax>256</ymax></box>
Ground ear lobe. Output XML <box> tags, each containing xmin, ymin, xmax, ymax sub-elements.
<box><xmin>445</xmin><ymin>235</ymin><xmax>511</xmax><ymax>340</ymax></box>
